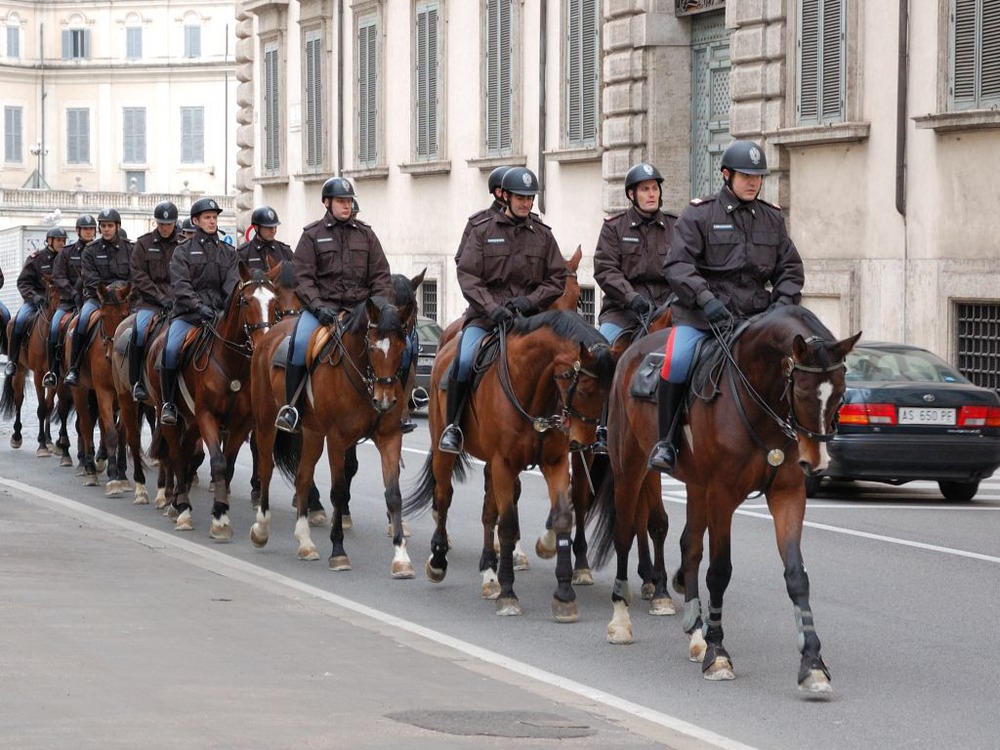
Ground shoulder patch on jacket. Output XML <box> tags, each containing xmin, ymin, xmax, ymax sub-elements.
<box><xmin>757</xmin><ymin>198</ymin><xmax>783</xmax><ymax>211</ymax></box>
<box><xmin>604</xmin><ymin>210</ymin><xmax>626</xmax><ymax>222</ymax></box>
<box><xmin>529</xmin><ymin>213</ymin><xmax>551</xmax><ymax>230</ymax></box>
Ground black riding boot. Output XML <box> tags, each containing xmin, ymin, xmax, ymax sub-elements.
<box><xmin>4</xmin><ymin>327</ymin><xmax>23</xmax><ymax>377</ymax></box>
<box><xmin>63</xmin><ymin>328</ymin><xmax>85</xmax><ymax>386</ymax></box>
<box><xmin>160</xmin><ymin>367</ymin><xmax>179</xmax><ymax>426</ymax></box>
<box><xmin>129</xmin><ymin>332</ymin><xmax>148</xmax><ymax>400</ymax></box>
<box><xmin>592</xmin><ymin>402</ymin><xmax>610</xmax><ymax>455</ymax></box>
<box><xmin>42</xmin><ymin>339</ymin><xmax>59</xmax><ymax>388</ymax></box>
<box><xmin>275</xmin><ymin>364</ymin><xmax>307</xmax><ymax>434</ymax></box>
<box><xmin>648</xmin><ymin>379</ymin><xmax>687</xmax><ymax>475</ymax></box>
<box><xmin>438</xmin><ymin>376</ymin><xmax>470</xmax><ymax>454</ymax></box>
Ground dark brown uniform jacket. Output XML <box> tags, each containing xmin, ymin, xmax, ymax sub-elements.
<box><xmin>81</xmin><ymin>235</ymin><xmax>133</xmax><ymax>302</ymax></box>
<box><xmin>666</xmin><ymin>186</ymin><xmax>804</xmax><ymax>328</ymax></box>
<box><xmin>169</xmin><ymin>231</ymin><xmax>241</xmax><ymax>323</ymax></box>
<box><xmin>132</xmin><ymin>228</ymin><xmax>181</xmax><ymax>311</ymax></box>
<box><xmin>53</xmin><ymin>239</ymin><xmax>86</xmax><ymax>307</ymax></box>
<box><xmin>594</xmin><ymin>206</ymin><xmax>677</xmax><ymax>328</ymax></box>
<box><xmin>455</xmin><ymin>200</ymin><xmax>505</xmax><ymax>264</ymax></box>
<box><xmin>17</xmin><ymin>247</ymin><xmax>59</xmax><ymax>304</ymax></box>
<box><xmin>457</xmin><ymin>211</ymin><xmax>566</xmax><ymax>328</ymax></box>
<box><xmin>292</xmin><ymin>212</ymin><xmax>393</xmax><ymax>312</ymax></box>
<box><xmin>238</xmin><ymin>236</ymin><xmax>293</xmax><ymax>273</ymax></box>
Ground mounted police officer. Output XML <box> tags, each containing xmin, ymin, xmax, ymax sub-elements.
<box><xmin>64</xmin><ymin>208</ymin><xmax>133</xmax><ymax>387</ymax></box>
<box><xmin>239</xmin><ymin>205</ymin><xmax>292</xmax><ymax>272</ymax></box>
<box><xmin>648</xmin><ymin>140</ymin><xmax>805</xmax><ymax>474</ymax></box>
<box><xmin>455</xmin><ymin>165</ymin><xmax>512</xmax><ymax>264</ymax></box>
<box><xmin>159</xmin><ymin>197</ymin><xmax>241</xmax><ymax>426</ymax></box>
<box><xmin>439</xmin><ymin>166</ymin><xmax>567</xmax><ymax>453</ymax></box>
<box><xmin>5</xmin><ymin>226</ymin><xmax>66</xmax><ymax>377</ymax></box>
<box><xmin>45</xmin><ymin>214</ymin><xmax>95</xmax><ymax>387</ymax></box>
<box><xmin>274</xmin><ymin>177</ymin><xmax>393</xmax><ymax>434</ymax></box>
<box><xmin>592</xmin><ymin>162</ymin><xmax>678</xmax><ymax>452</ymax></box>
<box><xmin>178</xmin><ymin>217</ymin><xmax>197</xmax><ymax>240</ymax></box>
<box><xmin>129</xmin><ymin>201</ymin><xmax>181</xmax><ymax>400</ymax></box>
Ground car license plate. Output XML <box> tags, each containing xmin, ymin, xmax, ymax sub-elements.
<box><xmin>418</xmin><ymin>356</ymin><xmax>435</xmax><ymax>368</ymax></box>
<box><xmin>898</xmin><ymin>407</ymin><xmax>955</xmax><ymax>425</ymax></box>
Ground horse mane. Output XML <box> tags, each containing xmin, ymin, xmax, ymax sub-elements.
<box><xmin>755</xmin><ymin>305</ymin><xmax>838</xmax><ymax>366</ymax></box>
<box><xmin>342</xmin><ymin>295</ymin><xmax>405</xmax><ymax>338</ymax></box>
<box><xmin>391</xmin><ymin>273</ymin><xmax>416</xmax><ymax>308</ymax></box>
<box><xmin>512</xmin><ymin>310</ymin><xmax>616</xmax><ymax>387</ymax></box>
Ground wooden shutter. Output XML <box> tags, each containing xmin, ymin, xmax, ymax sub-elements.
<box><xmin>126</xmin><ymin>27</ymin><xmax>142</xmax><ymax>59</ymax></box>
<box><xmin>567</xmin><ymin>0</ymin><xmax>598</xmax><ymax>146</ymax></box>
<box><xmin>953</xmin><ymin>0</ymin><xmax>1000</xmax><ymax>108</ymax></box>
<box><xmin>358</xmin><ymin>17</ymin><xmax>378</xmax><ymax>166</ymax></box>
<box><xmin>4</xmin><ymin>107</ymin><xmax>22</xmax><ymax>162</ymax></box>
<box><xmin>485</xmin><ymin>0</ymin><xmax>512</xmax><ymax>154</ymax></box>
<box><xmin>416</xmin><ymin>3</ymin><xmax>439</xmax><ymax>159</ymax></box>
<box><xmin>181</xmin><ymin>107</ymin><xmax>204</xmax><ymax>163</ymax></box>
<box><xmin>67</xmin><ymin>108</ymin><xmax>89</xmax><ymax>164</ymax></box>
<box><xmin>263</xmin><ymin>42</ymin><xmax>280</xmax><ymax>172</ymax></box>
<box><xmin>305</xmin><ymin>32</ymin><xmax>324</xmax><ymax>169</ymax></box>
<box><xmin>123</xmin><ymin>107</ymin><xmax>146</xmax><ymax>163</ymax></box>
<box><xmin>797</xmin><ymin>0</ymin><xmax>844</xmax><ymax>125</ymax></box>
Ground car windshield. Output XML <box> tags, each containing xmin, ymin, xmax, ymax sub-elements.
<box><xmin>415</xmin><ymin>318</ymin><xmax>443</xmax><ymax>344</ymax></box>
<box><xmin>845</xmin><ymin>347</ymin><xmax>970</xmax><ymax>384</ymax></box>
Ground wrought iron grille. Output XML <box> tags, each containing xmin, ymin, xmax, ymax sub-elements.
<box><xmin>956</xmin><ymin>302</ymin><xmax>1000</xmax><ymax>393</ymax></box>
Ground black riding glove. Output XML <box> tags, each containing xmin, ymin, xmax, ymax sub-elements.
<box><xmin>196</xmin><ymin>304</ymin><xmax>215</xmax><ymax>321</ymax></box>
<box><xmin>505</xmin><ymin>296</ymin><xmax>532</xmax><ymax>315</ymax></box>
<box><xmin>629</xmin><ymin>296</ymin><xmax>653</xmax><ymax>315</ymax></box>
<box><xmin>490</xmin><ymin>306</ymin><xmax>515</xmax><ymax>326</ymax></box>
<box><xmin>702</xmin><ymin>297</ymin><xmax>730</xmax><ymax>323</ymax></box>
<box><xmin>33</xmin><ymin>294</ymin><xmax>47</xmax><ymax>308</ymax></box>
<box><xmin>315</xmin><ymin>306</ymin><xmax>338</xmax><ymax>326</ymax></box>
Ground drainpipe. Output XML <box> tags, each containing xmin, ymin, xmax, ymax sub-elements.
<box><xmin>337</xmin><ymin>0</ymin><xmax>345</xmax><ymax>174</ymax></box>
<box><xmin>537</xmin><ymin>0</ymin><xmax>548</xmax><ymax>214</ymax></box>
<box><xmin>896</xmin><ymin>0</ymin><xmax>909</xmax><ymax>340</ymax></box>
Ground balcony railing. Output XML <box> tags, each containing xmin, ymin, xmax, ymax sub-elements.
<box><xmin>0</xmin><ymin>186</ymin><xmax>235</xmax><ymax>217</ymax></box>
<box><xmin>676</xmin><ymin>0</ymin><xmax>725</xmax><ymax>16</ymax></box>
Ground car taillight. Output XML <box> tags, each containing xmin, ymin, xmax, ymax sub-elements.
<box><xmin>838</xmin><ymin>403</ymin><xmax>897</xmax><ymax>425</ymax></box>
<box><xmin>987</xmin><ymin>406</ymin><xmax>1000</xmax><ymax>428</ymax></box>
<box><xmin>958</xmin><ymin>406</ymin><xmax>989</xmax><ymax>427</ymax></box>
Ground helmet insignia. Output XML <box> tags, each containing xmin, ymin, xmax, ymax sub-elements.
<box><xmin>643</xmin><ymin>164</ymin><xmax>654</xmax><ymax>175</ymax></box>
<box><xmin>522</xmin><ymin>173</ymin><xmax>533</xmax><ymax>187</ymax></box>
<box><xmin>749</xmin><ymin>147</ymin><xmax>762</xmax><ymax>165</ymax></box>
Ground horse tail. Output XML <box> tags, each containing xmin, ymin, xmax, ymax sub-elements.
<box><xmin>402</xmin><ymin>452</ymin><xmax>436</xmax><ymax>517</ymax></box>
<box><xmin>273</xmin><ymin>430</ymin><xmax>302</xmax><ymax>485</ymax></box>
<box><xmin>587</xmin><ymin>458</ymin><xmax>618</xmax><ymax>570</ymax></box>
<box><xmin>0</xmin><ymin>372</ymin><xmax>16</xmax><ymax>420</ymax></box>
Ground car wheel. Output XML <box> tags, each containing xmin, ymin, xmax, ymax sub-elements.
<box><xmin>938</xmin><ymin>480</ymin><xmax>979</xmax><ymax>503</ymax></box>
<box><xmin>804</xmin><ymin>474</ymin><xmax>822</xmax><ymax>498</ymax></box>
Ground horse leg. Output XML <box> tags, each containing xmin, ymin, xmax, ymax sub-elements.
<box><xmin>98</xmin><ymin>391</ymin><xmax>124</xmax><ymax>497</ymax></box>
<box><xmin>250</xmin><ymin>424</ymin><xmax>277</xmax><ymax>549</ymax></box>
<box><xmin>34</xmin><ymin>375</ymin><xmax>51</xmax><ymax>457</ymax></box>
<box><xmin>197</xmin><ymin>414</ymin><xmax>232</xmax><ymax>542</ymax></box>
<box><xmin>645</xmin><ymin>474</ymin><xmax>675</xmax><ymax>616</ymax></box>
<box><xmin>119</xmin><ymin>397</ymin><xmax>148</xmax><ymax>504</ymax></box>
<box><xmin>606</xmin><ymin>462</ymin><xmax>644</xmax><ymax>644</ymax></box>
<box><xmin>287</xmin><ymin>433</ymin><xmax>323</xmax><ymax>561</ymax></box>
<box><xmin>375</xmin><ymin>431</ymin><xmax>414</xmax><ymax>579</ymax></box>
<box><xmin>490</xmin><ymin>462</ymin><xmax>524</xmax><ymax>617</ymax></box>
<box><xmin>169</xmin><ymin>428</ymin><xmax>199</xmax><ymax>531</ymax></box>
<box><xmin>479</xmin><ymin>481</ymin><xmax>500</xmax><ymax>598</ymax></box>
<box><xmin>56</xmin><ymin>390</ymin><xmax>73</xmax><ymax>467</ymax></box>
<box><xmin>73</xmin><ymin>390</ymin><xmax>99</xmax><ymax>486</ymax></box>
<box><xmin>769</xmin><ymin>487</ymin><xmax>833</xmax><ymax>694</ymax></box>
<box><xmin>569</xmin><ymin>452</ymin><xmax>593</xmax><ymax>585</ymax></box>
<box><xmin>341</xmin><ymin>442</ymin><xmax>358</xmax><ymax>529</ymax></box>
<box><xmin>701</xmin><ymin>495</ymin><xmax>736</xmax><ymax>682</ymax></box>
<box><xmin>324</xmin><ymin>442</ymin><xmax>352</xmax><ymax>570</ymax></box>
<box><xmin>427</xmin><ymin>449</ymin><xmax>458</xmax><ymax>584</ymax></box>
<box><xmin>677</xmin><ymin>486</ymin><xmax>709</xmax><ymax>663</ymax></box>
<box><xmin>248</xmin><ymin>433</ymin><xmax>262</xmax><ymax>509</ymax></box>
<box><xmin>7</xmin><ymin>371</ymin><xmax>24</xmax><ymax>449</ymax></box>
<box><xmin>636</xmin><ymin>496</ymin><xmax>656</xmax><ymax>599</ymax></box>
<box><xmin>545</xmin><ymin>456</ymin><xmax>577</xmax><ymax>623</ymax></box>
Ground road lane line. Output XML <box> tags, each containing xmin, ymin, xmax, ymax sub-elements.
<box><xmin>1</xmin><ymin>477</ymin><xmax>757</xmax><ymax>750</ymax></box>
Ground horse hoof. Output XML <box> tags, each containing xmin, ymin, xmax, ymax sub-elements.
<box><xmin>208</xmin><ymin>481</ymin><xmax>216</xmax><ymax>493</ymax></box>
<box><xmin>649</xmin><ymin>596</ymin><xmax>677</xmax><ymax>616</ymax></box>
<box><xmin>513</xmin><ymin>551</ymin><xmax>530</xmax><ymax>571</ymax></box>
<box><xmin>689</xmin><ymin>630</ymin><xmax>708</xmax><ymax>662</ymax></box>
<box><xmin>495</xmin><ymin>597</ymin><xmax>523</xmax><ymax>617</ymax></box>
<box><xmin>36</xmin><ymin>447</ymin><xmax>51</xmax><ymax>458</ymax></box>
<box><xmin>341</xmin><ymin>514</ymin><xmax>353</xmax><ymax>530</ymax></box>
<box><xmin>703</xmin><ymin>656</ymin><xmax>736</xmax><ymax>681</ymax></box>
<box><xmin>164</xmin><ymin>504</ymin><xmax>180</xmax><ymax>520</ymax></box>
<box><xmin>391</xmin><ymin>560</ymin><xmax>416</xmax><ymax>579</ymax></box>
<box><xmin>425</xmin><ymin>557</ymin><xmax>446</xmax><ymax>583</ymax></box>
<box><xmin>799</xmin><ymin>670</ymin><xmax>834</xmax><ymax>696</ymax></box>
<box><xmin>60</xmin><ymin>456</ymin><xmax>74</xmax><ymax>468</ymax></box>
<box><xmin>308</xmin><ymin>510</ymin><xmax>328</xmax><ymax>527</ymax></box>
<box><xmin>482</xmin><ymin>580</ymin><xmax>500</xmax><ymax>599</ymax></box>
<box><xmin>47</xmin><ymin>442</ymin><xmax>58</xmax><ymax>453</ymax></box>
<box><xmin>672</xmin><ymin>570</ymin><xmax>686</xmax><ymax>596</ymax></box>
<box><xmin>298</xmin><ymin>546</ymin><xmax>320</xmax><ymax>561</ymax></box>
<box><xmin>10</xmin><ymin>436</ymin><xmax>22</xmax><ymax>450</ymax></box>
<box><xmin>250</xmin><ymin>525</ymin><xmax>269</xmax><ymax>549</ymax></box>
<box><xmin>640</xmin><ymin>582</ymin><xmax>655</xmax><ymax>600</ymax></box>
<box><xmin>572</xmin><ymin>569</ymin><xmax>594</xmax><ymax>586</ymax></box>
<box><xmin>606</xmin><ymin>623</ymin><xmax>634</xmax><ymax>645</ymax></box>
<box><xmin>174</xmin><ymin>510</ymin><xmax>194</xmax><ymax>531</ymax></box>
<box><xmin>328</xmin><ymin>555</ymin><xmax>352</xmax><ymax>571</ymax></box>
<box><xmin>95</xmin><ymin>459</ymin><xmax>107</xmax><ymax>474</ymax></box>
<box><xmin>209</xmin><ymin>521</ymin><xmax>233</xmax><ymax>542</ymax></box>
<box><xmin>82</xmin><ymin>473</ymin><xmax>99</xmax><ymax>487</ymax></box>
<box><xmin>105</xmin><ymin>481</ymin><xmax>123</xmax><ymax>497</ymax></box>
<box><xmin>133</xmin><ymin>488</ymin><xmax>150</xmax><ymax>505</ymax></box>
<box><xmin>74</xmin><ymin>464</ymin><xmax>86</xmax><ymax>476</ymax></box>
<box><xmin>535</xmin><ymin>533</ymin><xmax>556</xmax><ymax>560</ymax></box>
<box><xmin>551</xmin><ymin>599</ymin><xmax>579</xmax><ymax>623</ymax></box>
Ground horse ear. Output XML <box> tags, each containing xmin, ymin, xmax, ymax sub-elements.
<box><xmin>265</xmin><ymin>254</ymin><xmax>278</xmax><ymax>271</ymax></box>
<box><xmin>567</xmin><ymin>245</ymin><xmax>582</xmax><ymax>272</ymax></box>
<box><xmin>237</xmin><ymin>259</ymin><xmax>252</xmax><ymax>282</ymax></box>
<box><xmin>410</xmin><ymin>267</ymin><xmax>427</xmax><ymax>290</ymax></box>
<box><xmin>832</xmin><ymin>331</ymin><xmax>863</xmax><ymax>362</ymax></box>
<box><xmin>792</xmin><ymin>334</ymin><xmax>809</xmax><ymax>361</ymax></box>
<box><xmin>365</xmin><ymin>297</ymin><xmax>381</xmax><ymax>321</ymax></box>
<box><xmin>97</xmin><ymin>282</ymin><xmax>108</xmax><ymax>299</ymax></box>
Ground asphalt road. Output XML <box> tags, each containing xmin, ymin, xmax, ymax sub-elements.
<box><xmin>1</xmin><ymin>396</ymin><xmax>998</xmax><ymax>750</ymax></box>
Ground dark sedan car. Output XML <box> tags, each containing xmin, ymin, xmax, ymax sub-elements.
<box><xmin>409</xmin><ymin>316</ymin><xmax>444</xmax><ymax>412</ymax></box>
<box><xmin>806</xmin><ymin>342</ymin><xmax>1000</xmax><ymax>502</ymax></box>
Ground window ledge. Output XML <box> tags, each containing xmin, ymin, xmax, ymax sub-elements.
<box><xmin>255</xmin><ymin>174</ymin><xmax>290</xmax><ymax>186</ymax></box>
<box><xmin>544</xmin><ymin>147</ymin><xmax>602</xmax><ymax>164</ymax></box>
<box><xmin>912</xmin><ymin>109</ymin><xmax>1000</xmax><ymax>133</ymax></box>
<box><xmin>398</xmin><ymin>159</ymin><xmax>452</xmax><ymax>176</ymax></box>
<box><xmin>294</xmin><ymin>172</ymin><xmax>329</xmax><ymax>184</ymax></box>
<box><xmin>342</xmin><ymin>166</ymin><xmax>389</xmax><ymax>181</ymax></box>
<box><xmin>466</xmin><ymin>155</ymin><xmax>528</xmax><ymax>171</ymax></box>
<box><xmin>766</xmin><ymin>122</ymin><xmax>871</xmax><ymax>147</ymax></box>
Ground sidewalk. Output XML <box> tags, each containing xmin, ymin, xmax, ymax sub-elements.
<box><xmin>0</xmin><ymin>481</ymin><xmax>732</xmax><ymax>750</ymax></box>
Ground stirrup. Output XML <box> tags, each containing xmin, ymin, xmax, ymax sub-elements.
<box><xmin>591</xmin><ymin>426</ymin><xmax>609</xmax><ymax>455</ymax></box>
<box><xmin>4</xmin><ymin>361</ymin><xmax>16</xmax><ymax>378</ymax></box>
<box><xmin>161</xmin><ymin>402</ymin><xmax>178</xmax><ymax>426</ymax></box>
<box><xmin>132</xmin><ymin>382</ymin><xmax>149</xmax><ymax>401</ymax></box>
<box><xmin>438</xmin><ymin>424</ymin><xmax>464</xmax><ymax>454</ymax></box>
<box><xmin>42</xmin><ymin>371</ymin><xmax>57</xmax><ymax>388</ymax></box>
<box><xmin>274</xmin><ymin>405</ymin><xmax>300</xmax><ymax>434</ymax></box>
<box><xmin>400</xmin><ymin>417</ymin><xmax>416</xmax><ymax>435</ymax></box>
<box><xmin>647</xmin><ymin>440</ymin><xmax>676</xmax><ymax>475</ymax></box>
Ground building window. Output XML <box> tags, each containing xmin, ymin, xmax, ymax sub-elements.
<box><xmin>125</xmin><ymin>170</ymin><xmax>146</xmax><ymax>193</ymax></box>
<box><xmin>579</xmin><ymin>285</ymin><xmax>596</xmax><ymax>325</ymax></box>
<box><xmin>304</xmin><ymin>30</ymin><xmax>324</xmax><ymax>171</ymax></box>
<box><xmin>62</xmin><ymin>28</ymin><xmax>91</xmax><ymax>60</ymax></box>
<box><xmin>262</xmin><ymin>41</ymin><xmax>281</xmax><ymax>174</ymax></box>
<box><xmin>565</xmin><ymin>0</ymin><xmax>599</xmax><ymax>148</ymax></box>
<box><xmin>126</xmin><ymin>26</ymin><xmax>142</xmax><ymax>59</ymax></box>
<box><xmin>415</xmin><ymin>2</ymin><xmax>440</xmax><ymax>160</ymax></box>
<box><xmin>123</xmin><ymin>107</ymin><xmax>146</xmax><ymax>164</ymax></box>
<box><xmin>184</xmin><ymin>25</ymin><xmax>202</xmax><ymax>58</ymax></box>
<box><xmin>956</xmin><ymin>302</ymin><xmax>1000</xmax><ymax>393</ymax></box>
<box><xmin>4</xmin><ymin>106</ymin><xmax>22</xmax><ymax>162</ymax></box>
<box><xmin>951</xmin><ymin>0</ymin><xmax>1000</xmax><ymax>110</ymax></box>
<box><xmin>6</xmin><ymin>25</ymin><xmax>19</xmax><ymax>59</ymax></box>
<box><xmin>180</xmin><ymin>106</ymin><xmax>204</xmax><ymax>164</ymax></box>
<box><xmin>420</xmin><ymin>279</ymin><xmax>438</xmax><ymax>322</ymax></box>
<box><xmin>796</xmin><ymin>0</ymin><xmax>845</xmax><ymax>125</ymax></box>
<box><xmin>485</xmin><ymin>0</ymin><xmax>513</xmax><ymax>156</ymax></box>
<box><xmin>67</xmin><ymin>108</ymin><xmax>90</xmax><ymax>164</ymax></box>
<box><xmin>357</xmin><ymin>15</ymin><xmax>379</xmax><ymax>167</ymax></box>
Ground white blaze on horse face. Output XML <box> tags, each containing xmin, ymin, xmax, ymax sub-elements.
<box><xmin>373</xmin><ymin>337</ymin><xmax>391</xmax><ymax>357</ymax></box>
<box><xmin>252</xmin><ymin>286</ymin><xmax>277</xmax><ymax>327</ymax></box>
<box><xmin>816</xmin><ymin>382</ymin><xmax>834</xmax><ymax>436</ymax></box>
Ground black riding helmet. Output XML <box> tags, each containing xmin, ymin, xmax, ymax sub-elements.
<box><xmin>624</xmin><ymin>162</ymin><xmax>664</xmax><ymax>211</ymax></box>
<box><xmin>720</xmin><ymin>140</ymin><xmax>770</xmax><ymax>176</ymax></box>
<box><xmin>487</xmin><ymin>165</ymin><xmax>513</xmax><ymax>195</ymax></box>
<box><xmin>154</xmin><ymin>201</ymin><xmax>179</xmax><ymax>223</ymax></box>
<box><xmin>321</xmin><ymin>177</ymin><xmax>356</xmax><ymax>199</ymax></box>
<box><xmin>97</xmin><ymin>207</ymin><xmax>122</xmax><ymax>225</ymax></box>
<box><xmin>500</xmin><ymin>167</ymin><xmax>539</xmax><ymax>197</ymax></box>
<box><xmin>190</xmin><ymin>197</ymin><xmax>222</xmax><ymax>218</ymax></box>
<box><xmin>251</xmin><ymin>205</ymin><xmax>281</xmax><ymax>228</ymax></box>
<box><xmin>46</xmin><ymin>226</ymin><xmax>68</xmax><ymax>241</ymax></box>
<box><xmin>75</xmin><ymin>214</ymin><xmax>97</xmax><ymax>231</ymax></box>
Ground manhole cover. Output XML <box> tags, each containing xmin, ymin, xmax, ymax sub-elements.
<box><xmin>387</xmin><ymin>710</ymin><xmax>595</xmax><ymax>739</ymax></box>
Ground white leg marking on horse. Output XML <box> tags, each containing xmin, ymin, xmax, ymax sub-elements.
<box><xmin>607</xmin><ymin>600</ymin><xmax>634</xmax><ymax>644</ymax></box>
<box><xmin>294</xmin><ymin>515</ymin><xmax>318</xmax><ymax>560</ymax></box>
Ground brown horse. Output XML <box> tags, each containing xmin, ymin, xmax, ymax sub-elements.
<box><xmin>404</xmin><ymin>310</ymin><xmax>615</xmax><ymax>621</ymax></box>
<box><xmin>145</xmin><ymin>264</ymin><xmax>277</xmax><ymax>538</ymax></box>
<box><xmin>249</xmin><ymin>296</ymin><xmax>416</xmax><ymax>576</ymax></box>
<box><xmin>0</xmin><ymin>280</ymin><xmax>74</xmax><ymax>462</ymax></box>
<box><xmin>590</xmin><ymin>305</ymin><xmax>859</xmax><ymax>693</ymax></box>
<box><xmin>63</xmin><ymin>282</ymin><xmax>132</xmax><ymax>491</ymax></box>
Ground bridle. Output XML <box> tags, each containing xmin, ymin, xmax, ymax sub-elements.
<box><xmin>323</xmin><ymin>313</ymin><xmax>407</xmax><ymax>408</ymax></box>
<box><xmin>204</xmin><ymin>276</ymin><xmax>275</xmax><ymax>358</ymax></box>
<box><xmin>781</xmin><ymin>346</ymin><xmax>847</xmax><ymax>443</ymax></box>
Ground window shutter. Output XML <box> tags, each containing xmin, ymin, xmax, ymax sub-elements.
<box><xmin>127</xmin><ymin>27</ymin><xmax>142</xmax><ymax>59</ymax></box>
<box><xmin>485</xmin><ymin>0</ymin><xmax>512</xmax><ymax>155</ymax></box>
<box><xmin>981</xmin><ymin>0</ymin><xmax>1000</xmax><ymax>102</ymax></box>
<box><xmin>566</xmin><ymin>0</ymin><xmax>598</xmax><ymax>147</ymax></box>
<box><xmin>305</xmin><ymin>33</ymin><xmax>324</xmax><ymax>169</ymax></box>
<box><xmin>797</xmin><ymin>0</ymin><xmax>843</xmax><ymax>124</ymax></box>
<box><xmin>820</xmin><ymin>0</ymin><xmax>843</xmax><ymax>121</ymax></box>
<box><xmin>416</xmin><ymin>4</ymin><xmax>438</xmax><ymax>159</ymax></box>
<box><xmin>797</xmin><ymin>0</ymin><xmax>820</xmax><ymax>122</ymax></box>
<box><xmin>358</xmin><ymin>19</ymin><xmax>377</xmax><ymax>166</ymax></box>
<box><xmin>84</xmin><ymin>30</ymin><xmax>91</xmax><ymax>59</ymax></box>
<box><xmin>181</xmin><ymin>107</ymin><xmax>204</xmax><ymax>163</ymax></box>
<box><xmin>67</xmin><ymin>108</ymin><xmax>89</xmax><ymax>164</ymax></box>
<box><xmin>4</xmin><ymin>107</ymin><xmax>22</xmax><ymax>162</ymax></box>
<box><xmin>123</xmin><ymin>107</ymin><xmax>146</xmax><ymax>163</ymax></box>
<box><xmin>7</xmin><ymin>26</ymin><xmax>20</xmax><ymax>58</ymax></box>
<box><xmin>62</xmin><ymin>30</ymin><xmax>71</xmax><ymax>59</ymax></box>
<box><xmin>263</xmin><ymin>43</ymin><xmax>280</xmax><ymax>172</ymax></box>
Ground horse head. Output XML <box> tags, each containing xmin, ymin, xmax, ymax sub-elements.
<box><xmin>97</xmin><ymin>281</ymin><xmax>132</xmax><ymax>340</ymax></box>
<box><xmin>233</xmin><ymin>261</ymin><xmax>278</xmax><ymax>349</ymax></box>
<box><xmin>552</xmin><ymin>245</ymin><xmax>582</xmax><ymax>313</ymax></box>
<box><xmin>269</xmin><ymin>261</ymin><xmax>301</xmax><ymax>320</ymax></box>
<box><xmin>42</xmin><ymin>274</ymin><xmax>60</xmax><ymax>316</ymax></box>
<box><xmin>352</xmin><ymin>295</ymin><xmax>412</xmax><ymax>413</ymax></box>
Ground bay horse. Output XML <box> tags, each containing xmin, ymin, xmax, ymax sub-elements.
<box><xmin>590</xmin><ymin>305</ymin><xmax>859</xmax><ymax>693</ymax></box>
<box><xmin>144</xmin><ymin>263</ymin><xmax>277</xmax><ymax>538</ymax></box>
<box><xmin>1</xmin><ymin>279</ymin><xmax>74</xmax><ymax>462</ymax></box>
<box><xmin>248</xmin><ymin>295</ymin><xmax>416</xmax><ymax>577</ymax></box>
<box><xmin>404</xmin><ymin>310</ymin><xmax>615</xmax><ymax>621</ymax></box>
<box><xmin>64</xmin><ymin>282</ymin><xmax>132</xmax><ymax>491</ymax></box>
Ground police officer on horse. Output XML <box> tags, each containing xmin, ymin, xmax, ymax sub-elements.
<box><xmin>239</xmin><ymin>205</ymin><xmax>293</xmax><ymax>272</ymax></box>
<box><xmin>5</xmin><ymin>226</ymin><xmax>66</xmax><ymax>377</ymax></box>
<box><xmin>45</xmin><ymin>214</ymin><xmax>95</xmax><ymax>387</ymax></box>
